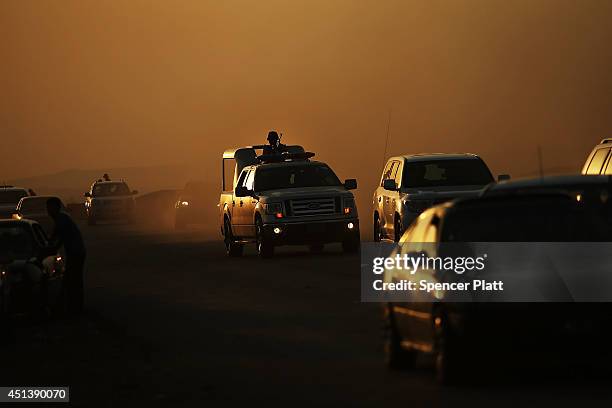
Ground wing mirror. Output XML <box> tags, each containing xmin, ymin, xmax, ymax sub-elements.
<box><xmin>84</xmin><ymin>192</ymin><xmax>91</xmax><ymax>198</ymax></box>
<box><xmin>383</xmin><ymin>178</ymin><xmax>397</xmax><ymax>191</ymax></box>
<box><xmin>344</xmin><ymin>179</ymin><xmax>357</xmax><ymax>190</ymax></box>
<box><xmin>132</xmin><ymin>190</ymin><xmax>139</xmax><ymax>195</ymax></box>
<box><xmin>497</xmin><ymin>174</ymin><xmax>511</xmax><ymax>182</ymax></box>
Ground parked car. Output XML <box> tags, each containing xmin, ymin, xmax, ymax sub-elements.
<box><xmin>0</xmin><ymin>186</ymin><xmax>29</xmax><ymax>219</ymax></box>
<box><xmin>582</xmin><ymin>138</ymin><xmax>612</xmax><ymax>175</ymax></box>
<box><xmin>0</xmin><ymin>219</ymin><xmax>65</xmax><ymax>332</ymax></box>
<box><xmin>383</xmin><ymin>187</ymin><xmax>612</xmax><ymax>384</ymax></box>
<box><xmin>373</xmin><ymin>154</ymin><xmax>506</xmax><ymax>242</ymax></box>
<box><xmin>84</xmin><ymin>181</ymin><xmax>138</xmax><ymax>225</ymax></box>
<box><xmin>175</xmin><ymin>181</ymin><xmax>208</xmax><ymax>229</ymax></box>
<box><xmin>219</xmin><ymin>145</ymin><xmax>359</xmax><ymax>257</ymax></box>
<box><xmin>13</xmin><ymin>196</ymin><xmax>65</xmax><ymax>234</ymax></box>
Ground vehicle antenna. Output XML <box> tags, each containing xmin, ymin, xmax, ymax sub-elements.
<box><xmin>381</xmin><ymin>109</ymin><xmax>392</xmax><ymax>170</ymax></box>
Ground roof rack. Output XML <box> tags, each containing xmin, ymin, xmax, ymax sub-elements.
<box><xmin>257</xmin><ymin>151</ymin><xmax>315</xmax><ymax>164</ymax></box>
<box><xmin>600</xmin><ymin>138</ymin><xmax>612</xmax><ymax>144</ymax></box>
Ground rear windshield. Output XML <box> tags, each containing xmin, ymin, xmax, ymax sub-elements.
<box><xmin>255</xmin><ymin>164</ymin><xmax>342</xmax><ymax>191</ymax></box>
<box><xmin>0</xmin><ymin>190</ymin><xmax>28</xmax><ymax>205</ymax></box>
<box><xmin>93</xmin><ymin>183</ymin><xmax>131</xmax><ymax>197</ymax></box>
<box><xmin>403</xmin><ymin>159</ymin><xmax>493</xmax><ymax>188</ymax></box>
<box><xmin>0</xmin><ymin>224</ymin><xmax>35</xmax><ymax>260</ymax></box>
<box><xmin>20</xmin><ymin>197</ymin><xmax>63</xmax><ymax>213</ymax></box>
<box><xmin>442</xmin><ymin>197</ymin><xmax>610</xmax><ymax>242</ymax></box>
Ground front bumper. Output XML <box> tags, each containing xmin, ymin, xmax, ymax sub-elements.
<box><xmin>263</xmin><ymin>218</ymin><xmax>359</xmax><ymax>245</ymax></box>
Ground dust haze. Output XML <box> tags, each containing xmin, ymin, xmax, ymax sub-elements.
<box><xmin>2</xmin><ymin>0</ymin><xmax>611</xmax><ymax>227</ymax></box>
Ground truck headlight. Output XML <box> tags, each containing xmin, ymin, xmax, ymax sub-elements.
<box><xmin>263</xmin><ymin>202</ymin><xmax>284</xmax><ymax>218</ymax></box>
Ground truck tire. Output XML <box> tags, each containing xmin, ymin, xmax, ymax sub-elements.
<box><xmin>374</xmin><ymin>214</ymin><xmax>382</xmax><ymax>242</ymax></box>
<box><xmin>394</xmin><ymin>217</ymin><xmax>403</xmax><ymax>242</ymax></box>
<box><xmin>255</xmin><ymin>218</ymin><xmax>274</xmax><ymax>258</ymax></box>
<box><xmin>224</xmin><ymin>219</ymin><xmax>243</xmax><ymax>257</ymax></box>
<box><xmin>384</xmin><ymin>304</ymin><xmax>416</xmax><ymax>370</ymax></box>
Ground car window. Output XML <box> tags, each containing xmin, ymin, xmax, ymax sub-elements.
<box><xmin>585</xmin><ymin>148</ymin><xmax>610</xmax><ymax>175</ymax></box>
<box><xmin>392</xmin><ymin>161</ymin><xmax>402</xmax><ymax>187</ymax></box>
<box><xmin>254</xmin><ymin>164</ymin><xmax>342</xmax><ymax>191</ymax></box>
<box><xmin>236</xmin><ymin>170</ymin><xmax>249</xmax><ymax>190</ymax></box>
<box><xmin>380</xmin><ymin>161</ymin><xmax>395</xmax><ymax>186</ymax></box>
<box><xmin>0</xmin><ymin>190</ymin><xmax>28</xmax><ymax>205</ymax></box>
<box><xmin>244</xmin><ymin>170</ymin><xmax>255</xmax><ymax>191</ymax></box>
<box><xmin>20</xmin><ymin>197</ymin><xmax>63</xmax><ymax>213</ymax></box>
<box><xmin>402</xmin><ymin>159</ymin><xmax>494</xmax><ymax>188</ymax></box>
<box><xmin>32</xmin><ymin>224</ymin><xmax>48</xmax><ymax>247</ymax></box>
<box><xmin>603</xmin><ymin>155</ymin><xmax>612</xmax><ymax>175</ymax></box>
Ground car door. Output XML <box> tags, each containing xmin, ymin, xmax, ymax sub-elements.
<box><xmin>391</xmin><ymin>211</ymin><xmax>438</xmax><ymax>349</ymax></box>
<box><xmin>375</xmin><ymin>160</ymin><xmax>394</xmax><ymax>238</ymax></box>
<box><xmin>241</xmin><ymin>169</ymin><xmax>258</xmax><ymax>238</ymax></box>
<box><xmin>232</xmin><ymin>169</ymin><xmax>250</xmax><ymax>237</ymax></box>
<box><xmin>383</xmin><ymin>161</ymin><xmax>401</xmax><ymax>238</ymax></box>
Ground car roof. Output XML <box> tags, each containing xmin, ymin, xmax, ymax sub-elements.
<box><xmin>94</xmin><ymin>180</ymin><xmax>128</xmax><ymax>185</ymax></box>
<box><xmin>19</xmin><ymin>195</ymin><xmax>58</xmax><ymax>201</ymax></box>
<box><xmin>0</xmin><ymin>187</ymin><xmax>28</xmax><ymax>192</ymax></box>
<box><xmin>0</xmin><ymin>218</ymin><xmax>39</xmax><ymax>227</ymax></box>
<box><xmin>391</xmin><ymin>153</ymin><xmax>481</xmax><ymax>163</ymax></box>
<box><xmin>249</xmin><ymin>160</ymin><xmax>327</xmax><ymax>170</ymax></box>
<box><xmin>486</xmin><ymin>174</ymin><xmax>611</xmax><ymax>194</ymax></box>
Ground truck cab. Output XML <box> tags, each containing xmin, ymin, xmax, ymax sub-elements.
<box><xmin>219</xmin><ymin>145</ymin><xmax>359</xmax><ymax>258</ymax></box>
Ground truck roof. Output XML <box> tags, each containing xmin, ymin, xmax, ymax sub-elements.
<box><xmin>390</xmin><ymin>153</ymin><xmax>481</xmax><ymax>162</ymax></box>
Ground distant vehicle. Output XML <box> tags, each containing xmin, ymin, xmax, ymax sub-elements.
<box><xmin>175</xmin><ymin>181</ymin><xmax>207</xmax><ymax>229</ymax></box>
<box><xmin>582</xmin><ymin>138</ymin><xmax>612</xmax><ymax>175</ymax></box>
<box><xmin>84</xmin><ymin>181</ymin><xmax>138</xmax><ymax>225</ymax></box>
<box><xmin>0</xmin><ymin>219</ymin><xmax>65</xmax><ymax>324</ymax></box>
<box><xmin>384</xmin><ymin>190</ymin><xmax>611</xmax><ymax>384</ymax></box>
<box><xmin>0</xmin><ymin>186</ymin><xmax>29</xmax><ymax>219</ymax></box>
<box><xmin>219</xmin><ymin>145</ymin><xmax>359</xmax><ymax>258</ymax></box>
<box><xmin>373</xmin><ymin>154</ymin><xmax>505</xmax><ymax>242</ymax></box>
<box><xmin>13</xmin><ymin>196</ymin><xmax>65</xmax><ymax>234</ymax></box>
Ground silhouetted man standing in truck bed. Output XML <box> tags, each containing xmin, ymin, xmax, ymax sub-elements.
<box><xmin>47</xmin><ymin>197</ymin><xmax>86</xmax><ymax>315</ymax></box>
<box><xmin>263</xmin><ymin>130</ymin><xmax>287</xmax><ymax>155</ymax></box>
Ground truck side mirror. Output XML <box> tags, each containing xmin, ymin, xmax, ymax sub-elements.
<box><xmin>344</xmin><ymin>179</ymin><xmax>357</xmax><ymax>190</ymax></box>
<box><xmin>383</xmin><ymin>178</ymin><xmax>397</xmax><ymax>191</ymax></box>
<box><xmin>497</xmin><ymin>174</ymin><xmax>511</xmax><ymax>182</ymax></box>
<box><xmin>235</xmin><ymin>186</ymin><xmax>249</xmax><ymax>197</ymax></box>
<box><xmin>132</xmin><ymin>190</ymin><xmax>139</xmax><ymax>195</ymax></box>
<box><xmin>84</xmin><ymin>192</ymin><xmax>91</xmax><ymax>198</ymax></box>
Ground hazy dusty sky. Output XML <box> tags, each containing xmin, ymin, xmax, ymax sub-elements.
<box><xmin>1</xmin><ymin>0</ymin><xmax>611</xmax><ymax>187</ymax></box>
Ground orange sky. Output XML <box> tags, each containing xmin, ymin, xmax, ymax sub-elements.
<box><xmin>1</xmin><ymin>0</ymin><xmax>611</xmax><ymax>186</ymax></box>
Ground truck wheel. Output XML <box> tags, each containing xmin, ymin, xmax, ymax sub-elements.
<box><xmin>374</xmin><ymin>214</ymin><xmax>382</xmax><ymax>242</ymax></box>
<box><xmin>434</xmin><ymin>313</ymin><xmax>461</xmax><ymax>385</ymax></box>
<box><xmin>394</xmin><ymin>217</ymin><xmax>403</xmax><ymax>242</ymax></box>
<box><xmin>224</xmin><ymin>219</ymin><xmax>243</xmax><ymax>257</ymax></box>
<box><xmin>384</xmin><ymin>304</ymin><xmax>416</xmax><ymax>370</ymax></box>
<box><xmin>255</xmin><ymin>218</ymin><xmax>274</xmax><ymax>258</ymax></box>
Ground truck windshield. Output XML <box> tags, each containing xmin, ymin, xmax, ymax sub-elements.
<box><xmin>93</xmin><ymin>183</ymin><xmax>131</xmax><ymax>197</ymax></box>
<box><xmin>255</xmin><ymin>164</ymin><xmax>342</xmax><ymax>191</ymax></box>
<box><xmin>403</xmin><ymin>159</ymin><xmax>493</xmax><ymax>188</ymax></box>
<box><xmin>0</xmin><ymin>190</ymin><xmax>28</xmax><ymax>205</ymax></box>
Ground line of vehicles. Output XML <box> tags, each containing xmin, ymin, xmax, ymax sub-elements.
<box><xmin>376</xmin><ymin>139</ymin><xmax>612</xmax><ymax>384</ymax></box>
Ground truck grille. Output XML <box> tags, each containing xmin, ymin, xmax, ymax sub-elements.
<box><xmin>289</xmin><ymin>197</ymin><xmax>337</xmax><ymax>217</ymax></box>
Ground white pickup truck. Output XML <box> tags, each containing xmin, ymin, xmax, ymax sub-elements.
<box><xmin>219</xmin><ymin>145</ymin><xmax>359</xmax><ymax>258</ymax></box>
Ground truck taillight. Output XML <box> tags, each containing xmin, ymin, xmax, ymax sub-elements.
<box><xmin>275</xmin><ymin>213</ymin><xmax>283</xmax><ymax>219</ymax></box>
